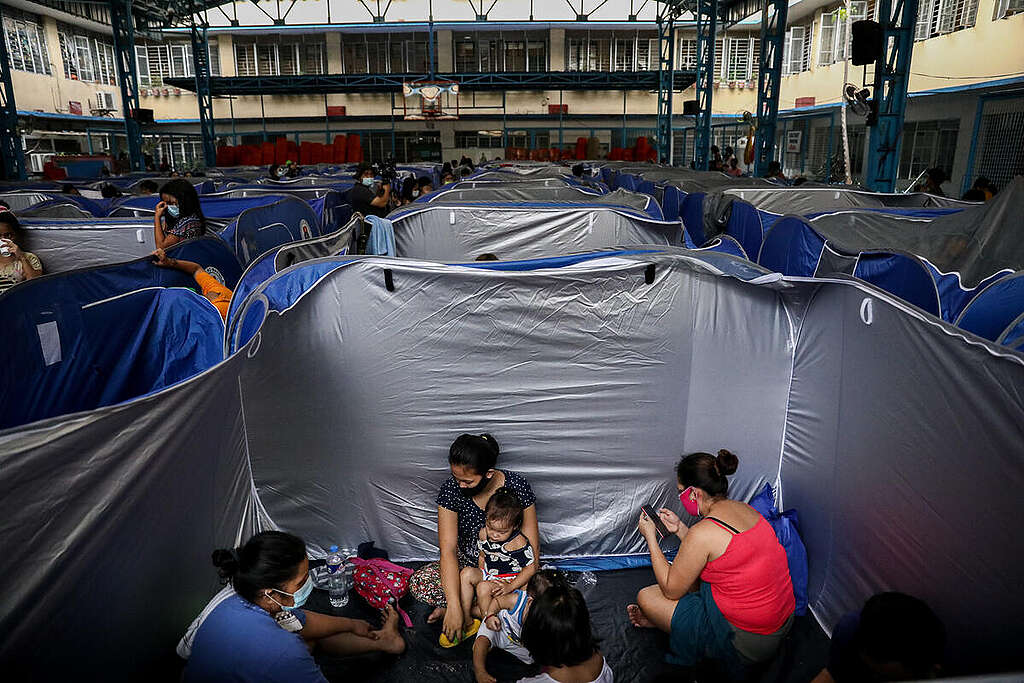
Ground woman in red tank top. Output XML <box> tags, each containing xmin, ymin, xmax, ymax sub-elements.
<box><xmin>627</xmin><ymin>450</ymin><xmax>795</xmax><ymax>676</ymax></box>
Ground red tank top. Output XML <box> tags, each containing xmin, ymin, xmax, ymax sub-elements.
<box><xmin>699</xmin><ymin>515</ymin><xmax>795</xmax><ymax>634</ymax></box>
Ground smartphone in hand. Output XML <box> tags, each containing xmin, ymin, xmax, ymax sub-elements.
<box><xmin>641</xmin><ymin>504</ymin><xmax>671</xmax><ymax>539</ymax></box>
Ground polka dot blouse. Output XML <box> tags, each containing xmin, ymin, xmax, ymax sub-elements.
<box><xmin>437</xmin><ymin>470</ymin><xmax>536</xmax><ymax>565</ymax></box>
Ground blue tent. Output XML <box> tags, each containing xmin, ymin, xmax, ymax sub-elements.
<box><xmin>109</xmin><ymin>194</ymin><xmax>289</xmax><ymax>229</ymax></box>
<box><xmin>954</xmin><ymin>271</ymin><xmax>1024</xmax><ymax>342</ymax></box>
<box><xmin>0</xmin><ymin>286</ymin><xmax>223</xmax><ymax>430</ymax></box>
<box><xmin>218</xmin><ymin>196</ymin><xmax>322</xmax><ymax>267</ymax></box>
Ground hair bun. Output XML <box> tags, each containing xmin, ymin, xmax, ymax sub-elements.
<box><xmin>716</xmin><ymin>449</ymin><xmax>739</xmax><ymax>476</ymax></box>
<box><xmin>480</xmin><ymin>433</ymin><xmax>500</xmax><ymax>454</ymax></box>
<box><xmin>211</xmin><ymin>547</ymin><xmax>240</xmax><ymax>579</ymax></box>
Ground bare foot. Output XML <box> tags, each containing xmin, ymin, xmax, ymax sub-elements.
<box><xmin>627</xmin><ymin>603</ymin><xmax>655</xmax><ymax>628</ymax></box>
<box><xmin>427</xmin><ymin>606</ymin><xmax>445</xmax><ymax>624</ymax></box>
<box><xmin>374</xmin><ymin>605</ymin><xmax>406</xmax><ymax>655</ymax></box>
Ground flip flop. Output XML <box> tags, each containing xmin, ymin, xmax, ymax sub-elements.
<box><xmin>439</xmin><ymin>618</ymin><xmax>481</xmax><ymax>648</ymax></box>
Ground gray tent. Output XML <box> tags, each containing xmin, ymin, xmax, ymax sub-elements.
<box><xmin>388</xmin><ymin>204</ymin><xmax>682</xmax><ymax>260</ymax></box>
<box><xmin>20</xmin><ymin>219</ymin><xmax>156</xmax><ymax>273</ymax></box>
<box><xmin>425</xmin><ymin>188</ymin><xmax>654</xmax><ymax>215</ymax></box>
<box><xmin>2</xmin><ymin>250</ymin><xmax>1022</xmax><ymax>678</ymax></box>
<box><xmin>722</xmin><ymin>186</ymin><xmax>976</xmax><ymax>213</ymax></box>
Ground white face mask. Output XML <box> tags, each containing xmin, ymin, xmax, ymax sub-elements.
<box><xmin>362</xmin><ymin>177</ymin><xmax>375</xmax><ymax>187</ymax></box>
<box><xmin>411</xmin><ymin>190</ymin><xmax>419</xmax><ymax>197</ymax></box>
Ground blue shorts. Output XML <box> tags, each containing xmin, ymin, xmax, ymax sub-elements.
<box><xmin>667</xmin><ymin>582</ymin><xmax>746</xmax><ymax>678</ymax></box>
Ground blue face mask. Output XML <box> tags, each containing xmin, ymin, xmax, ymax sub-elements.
<box><xmin>166</xmin><ymin>204</ymin><xmax>180</xmax><ymax>218</ymax></box>
<box><xmin>267</xmin><ymin>573</ymin><xmax>313</xmax><ymax>611</ymax></box>
<box><xmin>362</xmin><ymin>177</ymin><xmax>375</xmax><ymax>187</ymax></box>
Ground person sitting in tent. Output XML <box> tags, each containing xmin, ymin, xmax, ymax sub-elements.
<box><xmin>416</xmin><ymin>176</ymin><xmax>434</xmax><ymax>197</ymax></box>
<box><xmin>518</xmin><ymin>583</ymin><xmax>614</xmax><ymax>683</ymax></box>
<box><xmin>137</xmin><ymin>180</ymin><xmax>159</xmax><ymax>196</ymax></box>
<box><xmin>0</xmin><ymin>211</ymin><xmax>43</xmax><ymax>294</ymax></box>
<box><xmin>763</xmin><ymin>161</ymin><xmax>787</xmax><ymax>181</ymax></box>
<box><xmin>812</xmin><ymin>592</ymin><xmax>945</xmax><ymax>682</ymax></box>
<box><xmin>182</xmin><ymin>531</ymin><xmax>405</xmax><ymax>682</ymax></box>
<box><xmin>150</xmin><ymin>248</ymin><xmax>232</xmax><ymax>321</ymax></box>
<box><xmin>408</xmin><ymin>433</ymin><xmax>541</xmax><ymax>649</ymax></box>
<box><xmin>912</xmin><ymin>168</ymin><xmax>947</xmax><ymax>197</ymax></box>
<box><xmin>628</xmin><ymin>449</ymin><xmax>794</xmax><ymax>677</ymax></box>
<box><xmin>154</xmin><ymin>179</ymin><xmax>207</xmax><ymax>249</ymax></box>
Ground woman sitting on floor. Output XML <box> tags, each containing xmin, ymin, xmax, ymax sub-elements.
<box><xmin>184</xmin><ymin>531</ymin><xmax>404</xmax><ymax>682</ymax></box>
<box><xmin>408</xmin><ymin>433</ymin><xmax>540</xmax><ymax>649</ymax></box>
<box><xmin>629</xmin><ymin>450</ymin><xmax>794</xmax><ymax>678</ymax></box>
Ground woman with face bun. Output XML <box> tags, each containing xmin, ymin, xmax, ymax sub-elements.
<box><xmin>628</xmin><ymin>450</ymin><xmax>795</xmax><ymax>676</ymax></box>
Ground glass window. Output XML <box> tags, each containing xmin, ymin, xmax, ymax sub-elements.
<box><xmin>504</xmin><ymin>41</ymin><xmax>525</xmax><ymax>71</ymax></box>
<box><xmin>613</xmin><ymin>38</ymin><xmax>634</xmax><ymax>72</ymax></box>
<box><xmin>75</xmin><ymin>35</ymin><xmax>94</xmax><ymax>81</ymax></box>
<box><xmin>135</xmin><ymin>45</ymin><xmax>150</xmax><ymax>87</ymax></box>
<box><xmin>527</xmin><ymin>41</ymin><xmax>546</xmax><ymax>72</ymax></box>
<box><xmin>302</xmin><ymin>43</ymin><xmax>324</xmax><ymax>75</ymax></box>
<box><xmin>3</xmin><ymin>14</ymin><xmax>50</xmax><ymax>75</ymax></box>
<box><xmin>818</xmin><ymin>12</ymin><xmax>836</xmax><ymax>65</ymax></box>
<box><xmin>678</xmin><ymin>39</ymin><xmax>698</xmax><ymax>69</ymax></box>
<box><xmin>256</xmin><ymin>44</ymin><xmax>278</xmax><ymax>76</ymax></box>
<box><xmin>148</xmin><ymin>44</ymin><xmax>170</xmax><ymax>85</ymax></box>
<box><xmin>726</xmin><ymin>37</ymin><xmax>751</xmax><ymax>81</ymax></box>
<box><xmin>170</xmin><ymin>44</ymin><xmax>191</xmax><ymax>78</ymax></box>
<box><xmin>208</xmin><ymin>40</ymin><xmax>220</xmax><ymax>76</ymax></box>
<box><xmin>637</xmin><ymin>38</ymin><xmax>657</xmax><ymax>70</ymax></box>
<box><xmin>343</xmin><ymin>40</ymin><xmax>368</xmax><ymax>74</ymax></box>
<box><xmin>993</xmin><ymin>0</ymin><xmax>1024</xmax><ymax>18</ymax></box>
<box><xmin>897</xmin><ymin>119</ymin><xmax>959</xmax><ymax>180</ymax></box>
<box><xmin>235</xmin><ymin>43</ymin><xmax>256</xmax><ymax>77</ymax></box>
<box><xmin>455</xmin><ymin>38</ymin><xmax>477</xmax><ymax>72</ymax></box>
<box><xmin>408</xmin><ymin>40</ymin><xmax>429</xmax><ymax>72</ymax></box>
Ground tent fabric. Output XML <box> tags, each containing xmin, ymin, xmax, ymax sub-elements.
<box><xmin>423</xmin><ymin>187</ymin><xmax>661</xmax><ymax>219</ymax></box>
<box><xmin>20</xmin><ymin>219</ymin><xmax>156</xmax><ymax>274</ymax></box>
<box><xmin>852</xmin><ymin>252</ymin><xmax>942</xmax><ymax>318</ymax></box>
<box><xmin>757</xmin><ymin>216</ymin><xmax>827</xmax><ymax>278</ymax></box>
<box><xmin>997</xmin><ymin>312</ymin><xmax>1024</xmax><ymax>349</ymax></box>
<box><xmin>109</xmin><ymin>194</ymin><xmax>289</xmax><ymax>230</ymax></box>
<box><xmin>16</xmin><ymin>199</ymin><xmax>94</xmax><ymax>219</ymax></box>
<box><xmin>722</xmin><ymin>187</ymin><xmax>976</xmax><ymax>213</ymax></box>
<box><xmin>387</xmin><ymin>204</ymin><xmax>683</xmax><ymax>261</ymax></box>
<box><xmin>224</xmin><ymin>214</ymin><xmax>360</xmax><ymax>344</ymax></box>
<box><xmin>0</xmin><ymin>286</ymin><xmax>224</xmax><ymax>429</ymax></box>
<box><xmin>699</xmin><ymin>235</ymin><xmax>748</xmax><ymax>260</ymax></box>
<box><xmin>217</xmin><ymin>196</ymin><xmax>321</xmax><ymax>267</ymax></box>
<box><xmin>953</xmin><ymin>271</ymin><xmax>1024</xmax><ymax>341</ymax></box>
<box><xmin>1</xmin><ymin>250</ymin><xmax>1024</xmax><ymax>677</ymax></box>
<box><xmin>796</xmin><ymin>178</ymin><xmax>1024</xmax><ymax>288</ymax></box>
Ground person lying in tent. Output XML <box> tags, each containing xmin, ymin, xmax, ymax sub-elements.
<box><xmin>0</xmin><ymin>211</ymin><xmax>43</xmax><ymax>295</ymax></box>
<box><xmin>150</xmin><ymin>248</ymin><xmax>232</xmax><ymax>321</ymax></box>
<box><xmin>181</xmin><ymin>531</ymin><xmax>405</xmax><ymax>683</ymax></box>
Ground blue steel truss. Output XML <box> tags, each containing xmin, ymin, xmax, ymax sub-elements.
<box><xmin>110</xmin><ymin>0</ymin><xmax>144</xmax><ymax>171</ymax></box>
<box><xmin>0</xmin><ymin>6</ymin><xmax>26</xmax><ymax>180</ymax></box>
<box><xmin>164</xmin><ymin>70</ymin><xmax>696</xmax><ymax>95</ymax></box>
<box><xmin>865</xmin><ymin>0</ymin><xmax>918</xmax><ymax>191</ymax></box>
<box><xmin>694</xmin><ymin>0</ymin><xmax>719</xmax><ymax>171</ymax></box>
<box><xmin>189</xmin><ymin>18</ymin><xmax>217</xmax><ymax>168</ymax></box>
<box><xmin>656</xmin><ymin>2</ymin><xmax>683</xmax><ymax>164</ymax></box>
<box><xmin>753</xmin><ymin>0</ymin><xmax>787</xmax><ymax>176</ymax></box>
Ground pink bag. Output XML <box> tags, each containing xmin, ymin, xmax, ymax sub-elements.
<box><xmin>351</xmin><ymin>557</ymin><xmax>414</xmax><ymax>627</ymax></box>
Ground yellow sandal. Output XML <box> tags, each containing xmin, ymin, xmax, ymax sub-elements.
<box><xmin>439</xmin><ymin>618</ymin><xmax>481</xmax><ymax>648</ymax></box>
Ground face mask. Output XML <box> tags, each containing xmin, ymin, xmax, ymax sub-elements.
<box><xmin>266</xmin><ymin>573</ymin><xmax>313</xmax><ymax>611</ymax></box>
<box><xmin>411</xmin><ymin>190</ymin><xmax>419</xmax><ymax>198</ymax></box>
<box><xmin>166</xmin><ymin>205</ymin><xmax>180</xmax><ymax>218</ymax></box>
<box><xmin>276</xmin><ymin>170</ymin><xmax>287</xmax><ymax>178</ymax></box>
<box><xmin>458</xmin><ymin>474</ymin><xmax>490</xmax><ymax>499</ymax></box>
<box><xmin>362</xmin><ymin>177</ymin><xmax>375</xmax><ymax>187</ymax></box>
<box><xmin>679</xmin><ymin>486</ymin><xmax>701</xmax><ymax>517</ymax></box>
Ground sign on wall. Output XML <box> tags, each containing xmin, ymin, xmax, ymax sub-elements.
<box><xmin>786</xmin><ymin>130</ymin><xmax>802</xmax><ymax>154</ymax></box>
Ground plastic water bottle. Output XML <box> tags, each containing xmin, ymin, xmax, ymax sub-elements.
<box><xmin>571</xmin><ymin>570</ymin><xmax>598</xmax><ymax>597</ymax></box>
<box><xmin>326</xmin><ymin>545</ymin><xmax>349</xmax><ymax>608</ymax></box>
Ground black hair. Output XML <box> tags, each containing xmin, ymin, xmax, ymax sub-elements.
<box><xmin>766</xmin><ymin>161</ymin><xmax>783</xmax><ymax>176</ymax></box>
<box><xmin>527</xmin><ymin>569</ymin><xmax>567</xmax><ymax>599</ymax></box>
<box><xmin>927</xmin><ymin>167</ymin><xmax>947</xmax><ymax>185</ymax></box>
<box><xmin>962</xmin><ymin>188</ymin><xmax>985</xmax><ymax>201</ymax></box>
<box><xmin>211</xmin><ymin>531</ymin><xmax>307</xmax><ymax>604</ymax></box>
<box><xmin>475</xmin><ymin>253</ymin><xmax>499</xmax><ymax>261</ymax></box>
<box><xmin>856</xmin><ymin>592</ymin><xmax>945</xmax><ymax>678</ymax></box>
<box><xmin>354</xmin><ymin>162</ymin><xmax>373</xmax><ymax>179</ymax></box>
<box><xmin>676</xmin><ymin>449</ymin><xmax>738</xmax><ymax>498</ymax></box>
<box><xmin>268</xmin><ymin>164</ymin><xmax>281</xmax><ymax>178</ymax></box>
<box><xmin>449</xmin><ymin>433</ymin><xmax>499</xmax><ymax>475</ymax></box>
<box><xmin>61</xmin><ymin>184</ymin><xmax>78</xmax><ymax>194</ymax></box>
<box><xmin>138</xmin><ymin>180</ymin><xmax>159</xmax><ymax>194</ymax></box>
<box><xmin>401</xmin><ymin>176</ymin><xmax>418</xmax><ymax>201</ymax></box>
<box><xmin>0</xmin><ymin>200</ymin><xmax>8</xmax><ymax>210</ymax></box>
<box><xmin>416</xmin><ymin>176</ymin><xmax>433</xmax><ymax>190</ymax></box>
<box><xmin>100</xmin><ymin>183</ymin><xmax>122</xmax><ymax>199</ymax></box>
<box><xmin>484</xmin><ymin>487</ymin><xmax>523</xmax><ymax>530</ymax></box>
<box><xmin>521</xmin><ymin>584</ymin><xmax>599</xmax><ymax>668</ymax></box>
<box><xmin>0</xmin><ymin>210</ymin><xmax>22</xmax><ymax>235</ymax></box>
<box><xmin>159</xmin><ymin>179</ymin><xmax>206</xmax><ymax>233</ymax></box>
<box><xmin>571</xmin><ymin>163</ymin><xmax>584</xmax><ymax>177</ymax></box>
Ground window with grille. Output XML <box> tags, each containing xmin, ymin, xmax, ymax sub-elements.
<box><xmin>726</xmin><ymin>37</ymin><xmax>752</xmax><ymax>80</ymax></box>
<box><xmin>971</xmin><ymin>97</ymin><xmax>1024</xmax><ymax>191</ymax></box>
<box><xmin>74</xmin><ymin>36</ymin><xmax>94</xmax><ymax>82</ymax></box>
<box><xmin>589</xmin><ymin>39</ymin><xmax>611</xmax><ymax>71</ymax></box>
<box><xmin>170</xmin><ymin>44</ymin><xmax>191</xmax><ymax>78</ymax></box>
<box><xmin>208</xmin><ymin>40</ymin><xmax>220</xmax><ymax>76</ymax></box>
<box><xmin>147</xmin><ymin>44</ymin><xmax>170</xmax><ymax>85</ymax></box>
<box><xmin>407</xmin><ymin>41</ymin><xmax>428</xmax><ymax>72</ymax></box>
<box><xmin>235</xmin><ymin>43</ymin><xmax>257</xmax><ymax>77</ymax></box>
<box><xmin>2</xmin><ymin>12</ymin><xmax>51</xmax><ymax>75</ymax></box>
<box><xmin>455</xmin><ymin>39</ymin><xmax>476</xmax><ymax>72</ymax></box>
<box><xmin>502</xmin><ymin>41</ymin><xmax>526</xmax><ymax>71</ymax></box>
<box><xmin>94</xmin><ymin>40</ymin><xmax>116</xmax><ymax>85</ymax></box>
<box><xmin>135</xmin><ymin>46</ymin><xmax>150</xmax><ymax>87</ymax></box>
<box><xmin>301</xmin><ymin>43</ymin><xmax>324</xmax><ymax>75</ymax></box>
<box><xmin>897</xmin><ymin>119</ymin><xmax>959</xmax><ymax>181</ymax></box>
<box><xmin>783</xmin><ymin>25</ymin><xmax>806</xmax><ymax>75</ymax></box>
<box><xmin>994</xmin><ymin>0</ymin><xmax>1024</xmax><ymax>18</ymax></box>
<box><xmin>916</xmin><ymin>0</ymin><xmax>979</xmax><ymax>39</ymax></box>
<box><xmin>818</xmin><ymin>3</ymin><xmax>868</xmax><ymax>63</ymax></box>
<box><xmin>256</xmin><ymin>44</ymin><xmax>279</xmax><ymax>76</ymax></box>
<box><xmin>678</xmin><ymin>39</ymin><xmax>698</xmax><ymax>69</ymax></box>
<box><xmin>527</xmin><ymin>41</ymin><xmax>546</xmax><ymax>72</ymax></box>
<box><xmin>613</xmin><ymin>38</ymin><xmax>634</xmax><ymax>72</ymax></box>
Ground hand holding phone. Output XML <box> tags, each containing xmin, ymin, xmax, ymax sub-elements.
<box><xmin>640</xmin><ymin>504</ymin><xmax>671</xmax><ymax>539</ymax></box>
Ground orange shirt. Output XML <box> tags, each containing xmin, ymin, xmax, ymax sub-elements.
<box><xmin>194</xmin><ymin>269</ymin><xmax>232</xmax><ymax>321</ymax></box>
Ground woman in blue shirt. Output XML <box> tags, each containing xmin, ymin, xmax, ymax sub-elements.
<box><xmin>185</xmin><ymin>531</ymin><xmax>405</xmax><ymax>682</ymax></box>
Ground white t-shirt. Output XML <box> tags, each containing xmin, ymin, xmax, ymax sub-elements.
<box><xmin>518</xmin><ymin>657</ymin><xmax>613</xmax><ymax>683</ymax></box>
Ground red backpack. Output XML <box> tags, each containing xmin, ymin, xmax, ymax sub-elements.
<box><xmin>351</xmin><ymin>558</ymin><xmax>414</xmax><ymax>627</ymax></box>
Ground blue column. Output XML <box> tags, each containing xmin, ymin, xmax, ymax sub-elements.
<box><xmin>753</xmin><ymin>0</ymin><xmax>788</xmax><ymax>176</ymax></box>
<box><xmin>0</xmin><ymin>6</ymin><xmax>26</xmax><ymax>180</ymax></box>
<box><xmin>190</xmin><ymin>21</ymin><xmax>217</xmax><ymax>168</ymax></box>
<box><xmin>110</xmin><ymin>0</ymin><xmax>144</xmax><ymax>172</ymax></box>
<box><xmin>655</xmin><ymin>7</ymin><xmax>677</xmax><ymax>164</ymax></box>
<box><xmin>694</xmin><ymin>0</ymin><xmax>718</xmax><ymax>170</ymax></box>
<box><xmin>865</xmin><ymin>0</ymin><xmax>918</xmax><ymax>191</ymax></box>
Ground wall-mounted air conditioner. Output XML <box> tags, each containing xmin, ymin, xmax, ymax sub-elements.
<box><xmin>28</xmin><ymin>153</ymin><xmax>49</xmax><ymax>173</ymax></box>
<box><xmin>95</xmin><ymin>91</ymin><xmax>116</xmax><ymax>109</ymax></box>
